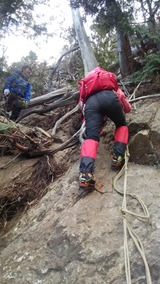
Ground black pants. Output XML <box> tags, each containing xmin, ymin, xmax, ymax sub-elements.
<box><xmin>5</xmin><ymin>93</ymin><xmax>22</xmax><ymax>121</ymax></box>
<box><xmin>84</xmin><ymin>90</ymin><xmax>127</xmax><ymax>141</ymax></box>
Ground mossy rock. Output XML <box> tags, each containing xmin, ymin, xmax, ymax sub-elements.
<box><xmin>0</xmin><ymin>116</ymin><xmax>16</xmax><ymax>133</ymax></box>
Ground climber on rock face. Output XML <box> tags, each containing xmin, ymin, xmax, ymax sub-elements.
<box><xmin>78</xmin><ymin>67</ymin><xmax>132</xmax><ymax>189</ymax></box>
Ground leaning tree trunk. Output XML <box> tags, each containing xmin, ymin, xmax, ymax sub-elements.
<box><xmin>71</xmin><ymin>8</ymin><xmax>98</xmax><ymax>76</ymax></box>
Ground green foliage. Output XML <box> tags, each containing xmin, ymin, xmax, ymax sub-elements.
<box><xmin>0</xmin><ymin>121</ymin><xmax>16</xmax><ymax>132</ymax></box>
<box><xmin>0</xmin><ymin>0</ymin><xmax>49</xmax><ymax>37</ymax></box>
<box><xmin>141</xmin><ymin>53</ymin><xmax>160</xmax><ymax>77</ymax></box>
<box><xmin>71</xmin><ymin>0</ymin><xmax>134</xmax><ymax>32</ymax></box>
<box><xmin>30</xmin><ymin>61</ymin><xmax>49</xmax><ymax>97</ymax></box>
<box><xmin>132</xmin><ymin>52</ymin><xmax>160</xmax><ymax>81</ymax></box>
<box><xmin>91</xmin><ymin>28</ymin><xmax>117</xmax><ymax>70</ymax></box>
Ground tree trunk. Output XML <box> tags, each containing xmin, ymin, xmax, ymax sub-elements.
<box><xmin>71</xmin><ymin>8</ymin><xmax>98</xmax><ymax>76</ymax></box>
<box><xmin>29</xmin><ymin>87</ymin><xmax>69</xmax><ymax>107</ymax></box>
<box><xmin>116</xmin><ymin>26</ymin><xmax>134</xmax><ymax>77</ymax></box>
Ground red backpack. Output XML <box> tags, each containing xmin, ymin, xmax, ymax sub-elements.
<box><xmin>78</xmin><ymin>67</ymin><xmax>118</xmax><ymax>103</ymax></box>
<box><xmin>78</xmin><ymin>67</ymin><xmax>132</xmax><ymax>113</ymax></box>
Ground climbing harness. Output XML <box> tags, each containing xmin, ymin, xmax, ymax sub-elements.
<box><xmin>113</xmin><ymin>146</ymin><xmax>152</xmax><ymax>284</ymax></box>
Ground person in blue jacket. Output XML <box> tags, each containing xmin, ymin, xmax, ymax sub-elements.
<box><xmin>3</xmin><ymin>65</ymin><xmax>32</xmax><ymax>121</ymax></box>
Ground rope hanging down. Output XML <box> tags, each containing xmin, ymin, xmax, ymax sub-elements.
<box><xmin>113</xmin><ymin>147</ymin><xmax>152</xmax><ymax>284</ymax></box>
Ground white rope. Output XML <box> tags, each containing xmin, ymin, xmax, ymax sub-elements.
<box><xmin>113</xmin><ymin>147</ymin><xmax>152</xmax><ymax>284</ymax></box>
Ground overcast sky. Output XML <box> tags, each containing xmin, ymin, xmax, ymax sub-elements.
<box><xmin>3</xmin><ymin>0</ymin><xmax>74</xmax><ymax>65</ymax></box>
<box><xmin>2</xmin><ymin>1</ymin><xmax>142</xmax><ymax>66</ymax></box>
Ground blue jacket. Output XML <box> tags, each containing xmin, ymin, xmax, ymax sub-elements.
<box><xmin>4</xmin><ymin>69</ymin><xmax>32</xmax><ymax>102</ymax></box>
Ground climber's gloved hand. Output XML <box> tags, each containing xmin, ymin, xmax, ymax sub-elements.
<box><xmin>17</xmin><ymin>99</ymin><xmax>28</xmax><ymax>109</ymax></box>
<box><xmin>23</xmin><ymin>101</ymin><xmax>28</xmax><ymax>109</ymax></box>
<box><xmin>21</xmin><ymin>100</ymin><xmax>28</xmax><ymax>109</ymax></box>
<box><xmin>3</xmin><ymin>89</ymin><xmax>10</xmax><ymax>96</ymax></box>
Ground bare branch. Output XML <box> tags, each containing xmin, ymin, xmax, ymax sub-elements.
<box><xmin>129</xmin><ymin>94</ymin><xmax>160</xmax><ymax>103</ymax></box>
<box><xmin>129</xmin><ymin>82</ymin><xmax>142</xmax><ymax>110</ymax></box>
<box><xmin>29</xmin><ymin>87</ymin><xmax>69</xmax><ymax>107</ymax></box>
<box><xmin>47</xmin><ymin>46</ymin><xmax>80</xmax><ymax>89</ymax></box>
<box><xmin>51</xmin><ymin>104</ymin><xmax>79</xmax><ymax>136</ymax></box>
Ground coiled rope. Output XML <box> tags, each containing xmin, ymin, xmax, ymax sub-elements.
<box><xmin>113</xmin><ymin>147</ymin><xmax>152</xmax><ymax>284</ymax></box>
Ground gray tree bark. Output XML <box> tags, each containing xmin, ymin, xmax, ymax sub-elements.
<box><xmin>116</xmin><ymin>26</ymin><xmax>135</xmax><ymax>77</ymax></box>
<box><xmin>71</xmin><ymin>8</ymin><xmax>98</xmax><ymax>76</ymax></box>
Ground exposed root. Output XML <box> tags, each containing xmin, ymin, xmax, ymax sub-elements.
<box><xmin>0</xmin><ymin>156</ymin><xmax>66</xmax><ymax>228</ymax></box>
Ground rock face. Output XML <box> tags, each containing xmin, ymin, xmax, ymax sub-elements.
<box><xmin>128</xmin><ymin>99</ymin><xmax>160</xmax><ymax>166</ymax></box>
<box><xmin>0</xmin><ymin>98</ymin><xmax>160</xmax><ymax>284</ymax></box>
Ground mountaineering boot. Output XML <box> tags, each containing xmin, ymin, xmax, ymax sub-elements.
<box><xmin>111</xmin><ymin>154</ymin><xmax>125</xmax><ymax>170</ymax></box>
<box><xmin>79</xmin><ymin>172</ymin><xmax>95</xmax><ymax>189</ymax></box>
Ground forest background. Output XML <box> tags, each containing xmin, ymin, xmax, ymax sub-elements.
<box><xmin>0</xmin><ymin>0</ymin><xmax>160</xmax><ymax>98</ymax></box>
